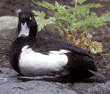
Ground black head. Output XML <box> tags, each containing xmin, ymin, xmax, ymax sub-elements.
<box><xmin>18</xmin><ymin>10</ymin><xmax>37</xmax><ymax>38</ymax></box>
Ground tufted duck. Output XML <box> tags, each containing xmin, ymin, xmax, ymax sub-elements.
<box><xmin>9</xmin><ymin>10</ymin><xmax>105</xmax><ymax>82</ymax></box>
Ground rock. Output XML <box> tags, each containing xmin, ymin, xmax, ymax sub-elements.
<box><xmin>73</xmin><ymin>81</ymin><xmax>110</xmax><ymax>94</ymax></box>
<box><xmin>0</xmin><ymin>16</ymin><xmax>18</xmax><ymax>52</ymax></box>
<box><xmin>84</xmin><ymin>81</ymin><xmax>110</xmax><ymax>94</ymax></box>
<box><xmin>0</xmin><ymin>67</ymin><xmax>110</xmax><ymax>94</ymax></box>
<box><xmin>0</xmin><ymin>77</ymin><xmax>8</xmax><ymax>83</ymax></box>
<box><xmin>0</xmin><ymin>68</ymin><xmax>78</xmax><ymax>94</ymax></box>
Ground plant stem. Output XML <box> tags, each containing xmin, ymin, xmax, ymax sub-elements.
<box><xmin>55</xmin><ymin>20</ymin><xmax>67</xmax><ymax>40</ymax></box>
<box><xmin>75</xmin><ymin>0</ymin><xmax>77</xmax><ymax>9</ymax></box>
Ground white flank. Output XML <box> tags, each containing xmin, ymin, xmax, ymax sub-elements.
<box><xmin>19</xmin><ymin>45</ymin><xmax>69</xmax><ymax>76</ymax></box>
<box><xmin>18</xmin><ymin>23</ymin><xmax>30</xmax><ymax>37</ymax></box>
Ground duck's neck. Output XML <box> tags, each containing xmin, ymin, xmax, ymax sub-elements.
<box><xmin>18</xmin><ymin>21</ymin><xmax>38</xmax><ymax>38</ymax></box>
<box><xmin>28</xmin><ymin>25</ymin><xmax>37</xmax><ymax>38</ymax></box>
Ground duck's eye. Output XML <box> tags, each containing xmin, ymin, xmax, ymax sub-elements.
<box><xmin>29</xmin><ymin>17</ymin><xmax>31</xmax><ymax>20</ymax></box>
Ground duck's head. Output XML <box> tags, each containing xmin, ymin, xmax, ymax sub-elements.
<box><xmin>18</xmin><ymin>10</ymin><xmax>37</xmax><ymax>38</ymax></box>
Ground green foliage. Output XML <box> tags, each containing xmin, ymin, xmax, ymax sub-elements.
<box><xmin>33</xmin><ymin>11</ymin><xmax>45</xmax><ymax>31</ymax></box>
<box><xmin>32</xmin><ymin>0</ymin><xmax>110</xmax><ymax>34</ymax></box>
<box><xmin>73</xmin><ymin>0</ymin><xmax>86</xmax><ymax>4</ymax></box>
<box><xmin>33</xmin><ymin>10</ymin><xmax>56</xmax><ymax>31</ymax></box>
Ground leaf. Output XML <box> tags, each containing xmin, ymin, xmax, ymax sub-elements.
<box><xmin>55</xmin><ymin>1</ymin><xmax>60</xmax><ymax>8</ymax></box>
<box><xmin>74</xmin><ymin>39</ymin><xmax>80</xmax><ymax>46</ymax></box>
<box><xmin>48</xmin><ymin>17</ymin><xmax>56</xmax><ymax>22</ymax></box>
<box><xmin>32</xmin><ymin>10</ymin><xmax>38</xmax><ymax>15</ymax></box>
<box><xmin>49</xmin><ymin>4</ymin><xmax>57</xmax><ymax>10</ymax></box>
<box><xmin>73</xmin><ymin>0</ymin><xmax>86</xmax><ymax>4</ymax></box>
<box><xmin>38</xmin><ymin>22</ymin><xmax>45</xmax><ymax>31</ymax></box>
<box><xmin>89</xmin><ymin>41</ymin><xmax>103</xmax><ymax>54</ymax></box>
<box><xmin>33</xmin><ymin>11</ymin><xmax>45</xmax><ymax>19</ymax></box>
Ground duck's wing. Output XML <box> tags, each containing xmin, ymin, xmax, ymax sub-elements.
<box><xmin>31</xmin><ymin>37</ymin><xmax>92</xmax><ymax>58</ymax></box>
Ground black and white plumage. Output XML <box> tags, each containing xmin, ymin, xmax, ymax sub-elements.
<box><xmin>9</xmin><ymin>10</ymin><xmax>105</xmax><ymax>82</ymax></box>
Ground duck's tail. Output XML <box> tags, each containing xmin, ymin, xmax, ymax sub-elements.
<box><xmin>89</xmin><ymin>70</ymin><xmax>105</xmax><ymax>79</ymax></box>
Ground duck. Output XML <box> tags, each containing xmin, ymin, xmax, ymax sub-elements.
<box><xmin>9</xmin><ymin>10</ymin><xmax>105</xmax><ymax>82</ymax></box>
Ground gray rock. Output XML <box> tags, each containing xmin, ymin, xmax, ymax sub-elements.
<box><xmin>0</xmin><ymin>68</ymin><xmax>78</xmax><ymax>94</ymax></box>
<box><xmin>0</xmin><ymin>16</ymin><xmax>18</xmax><ymax>52</ymax></box>
<box><xmin>0</xmin><ymin>67</ymin><xmax>110</xmax><ymax>94</ymax></box>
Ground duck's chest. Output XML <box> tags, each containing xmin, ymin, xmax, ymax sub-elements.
<box><xmin>19</xmin><ymin>45</ymin><xmax>69</xmax><ymax>76</ymax></box>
